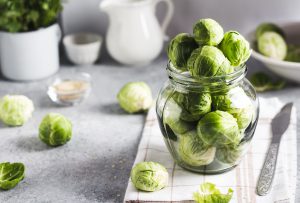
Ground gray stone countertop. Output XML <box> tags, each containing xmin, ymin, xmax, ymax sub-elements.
<box><xmin>0</xmin><ymin>56</ymin><xmax>299</xmax><ymax>203</ymax></box>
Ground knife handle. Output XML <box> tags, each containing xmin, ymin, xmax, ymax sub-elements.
<box><xmin>256</xmin><ymin>143</ymin><xmax>280</xmax><ymax>196</ymax></box>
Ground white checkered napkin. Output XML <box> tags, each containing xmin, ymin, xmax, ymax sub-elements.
<box><xmin>124</xmin><ymin>98</ymin><xmax>297</xmax><ymax>203</ymax></box>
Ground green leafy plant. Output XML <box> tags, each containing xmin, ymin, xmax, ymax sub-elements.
<box><xmin>130</xmin><ymin>162</ymin><xmax>168</xmax><ymax>192</ymax></box>
<box><xmin>0</xmin><ymin>0</ymin><xmax>63</xmax><ymax>33</ymax></box>
<box><xmin>167</xmin><ymin>33</ymin><xmax>198</xmax><ymax>72</ymax></box>
<box><xmin>250</xmin><ymin>72</ymin><xmax>286</xmax><ymax>92</ymax></box>
<box><xmin>39</xmin><ymin>113</ymin><xmax>72</xmax><ymax>146</ymax></box>
<box><xmin>117</xmin><ymin>82</ymin><xmax>153</xmax><ymax>113</ymax></box>
<box><xmin>194</xmin><ymin>182</ymin><xmax>233</xmax><ymax>203</ymax></box>
<box><xmin>0</xmin><ymin>162</ymin><xmax>25</xmax><ymax>190</ymax></box>
<box><xmin>0</xmin><ymin>95</ymin><xmax>34</xmax><ymax>126</ymax></box>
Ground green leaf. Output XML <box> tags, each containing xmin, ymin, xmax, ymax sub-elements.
<box><xmin>250</xmin><ymin>72</ymin><xmax>286</xmax><ymax>92</ymax></box>
<box><xmin>0</xmin><ymin>162</ymin><xmax>25</xmax><ymax>190</ymax></box>
<box><xmin>194</xmin><ymin>182</ymin><xmax>233</xmax><ymax>203</ymax></box>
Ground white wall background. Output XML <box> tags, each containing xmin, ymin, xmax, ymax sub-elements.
<box><xmin>61</xmin><ymin>0</ymin><xmax>300</xmax><ymax>36</ymax></box>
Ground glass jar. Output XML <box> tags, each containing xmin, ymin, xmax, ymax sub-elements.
<box><xmin>156</xmin><ymin>62</ymin><xmax>259</xmax><ymax>174</ymax></box>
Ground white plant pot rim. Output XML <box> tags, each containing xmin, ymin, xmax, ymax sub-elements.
<box><xmin>0</xmin><ymin>23</ymin><xmax>59</xmax><ymax>35</ymax></box>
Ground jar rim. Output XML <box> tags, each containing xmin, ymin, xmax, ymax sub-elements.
<box><xmin>167</xmin><ymin>61</ymin><xmax>247</xmax><ymax>86</ymax></box>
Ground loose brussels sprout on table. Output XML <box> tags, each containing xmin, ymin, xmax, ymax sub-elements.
<box><xmin>39</xmin><ymin>113</ymin><xmax>72</xmax><ymax>146</ymax></box>
<box><xmin>0</xmin><ymin>95</ymin><xmax>34</xmax><ymax>126</ymax></box>
<box><xmin>187</xmin><ymin>46</ymin><xmax>233</xmax><ymax>78</ymax></box>
<box><xmin>197</xmin><ymin>111</ymin><xmax>241</xmax><ymax>146</ymax></box>
<box><xmin>193</xmin><ymin>18</ymin><xmax>224</xmax><ymax>46</ymax></box>
<box><xmin>117</xmin><ymin>82</ymin><xmax>153</xmax><ymax>113</ymax></box>
<box><xmin>220</xmin><ymin>31</ymin><xmax>251</xmax><ymax>66</ymax></box>
<box><xmin>167</xmin><ymin>33</ymin><xmax>198</xmax><ymax>72</ymax></box>
<box><xmin>257</xmin><ymin>31</ymin><xmax>287</xmax><ymax>60</ymax></box>
<box><xmin>179</xmin><ymin>131</ymin><xmax>216</xmax><ymax>166</ymax></box>
<box><xmin>173</xmin><ymin>91</ymin><xmax>211</xmax><ymax>122</ymax></box>
<box><xmin>0</xmin><ymin>162</ymin><xmax>25</xmax><ymax>190</ymax></box>
<box><xmin>131</xmin><ymin>162</ymin><xmax>168</xmax><ymax>192</ymax></box>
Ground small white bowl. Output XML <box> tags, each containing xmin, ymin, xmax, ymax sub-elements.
<box><xmin>63</xmin><ymin>33</ymin><xmax>102</xmax><ymax>65</ymax></box>
<box><xmin>247</xmin><ymin>21</ymin><xmax>300</xmax><ymax>83</ymax></box>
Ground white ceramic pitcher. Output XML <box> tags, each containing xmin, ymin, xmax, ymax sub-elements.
<box><xmin>100</xmin><ymin>0</ymin><xmax>174</xmax><ymax>65</ymax></box>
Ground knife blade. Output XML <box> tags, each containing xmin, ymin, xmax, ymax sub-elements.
<box><xmin>256</xmin><ymin>102</ymin><xmax>293</xmax><ymax>196</ymax></box>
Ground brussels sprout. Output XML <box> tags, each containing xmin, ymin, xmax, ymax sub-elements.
<box><xmin>130</xmin><ymin>161</ymin><xmax>168</xmax><ymax>192</ymax></box>
<box><xmin>219</xmin><ymin>31</ymin><xmax>251</xmax><ymax>66</ymax></box>
<box><xmin>39</xmin><ymin>113</ymin><xmax>72</xmax><ymax>146</ymax></box>
<box><xmin>0</xmin><ymin>95</ymin><xmax>34</xmax><ymax>126</ymax></box>
<box><xmin>194</xmin><ymin>182</ymin><xmax>233</xmax><ymax>203</ymax></box>
<box><xmin>163</xmin><ymin>98</ymin><xmax>194</xmax><ymax>135</ymax></box>
<box><xmin>193</xmin><ymin>18</ymin><xmax>224</xmax><ymax>46</ymax></box>
<box><xmin>285</xmin><ymin>44</ymin><xmax>300</xmax><ymax>62</ymax></box>
<box><xmin>0</xmin><ymin>162</ymin><xmax>25</xmax><ymax>190</ymax></box>
<box><xmin>197</xmin><ymin>111</ymin><xmax>241</xmax><ymax>146</ymax></box>
<box><xmin>257</xmin><ymin>31</ymin><xmax>287</xmax><ymax>60</ymax></box>
<box><xmin>212</xmin><ymin>87</ymin><xmax>253</xmax><ymax>129</ymax></box>
<box><xmin>173</xmin><ymin>91</ymin><xmax>212</xmax><ymax>122</ymax></box>
<box><xmin>167</xmin><ymin>33</ymin><xmax>198</xmax><ymax>71</ymax></box>
<box><xmin>250</xmin><ymin>72</ymin><xmax>286</xmax><ymax>92</ymax></box>
<box><xmin>179</xmin><ymin>131</ymin><xmax>216</xmax><ymax>166</ymax></box>
<box><xmin>216</xmin><ymin>144</ymin><xmax>243</xmax><ymax>164</ymax></box>
<box><xmin>187</xmin><ymin>46</ymin><xmax>234</xmax><ymax>78</ymax></box>
<box><xmin>255</xmin><ymin>23</ymin><xmax>285</xmax><ymax>39</ymax></box>
<box><xmin>117</xmin><ymin>82</ymin><xmax>153</xmax><ymax>113</ymax></box>
<box><xmin>187</xmin><ymin>48</ymin><xmax>201</xmax><ymax>72</ymax></box>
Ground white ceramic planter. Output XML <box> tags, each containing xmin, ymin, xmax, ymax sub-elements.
<box><xmin>0</xmin><ymin>24</ymin><xmax>61</xmax><ymax>81</ymax></box>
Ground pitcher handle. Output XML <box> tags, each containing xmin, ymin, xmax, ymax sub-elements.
<box><xmin>154</xmin><ymin>0</ymin><xmax>174</xmax><ymax>41</ymax></box>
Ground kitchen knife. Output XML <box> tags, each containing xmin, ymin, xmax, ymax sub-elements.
<box><xmin>256</xmin><ymin>102</ymin><xmax>293</xmax><ymax>196</ymax></box>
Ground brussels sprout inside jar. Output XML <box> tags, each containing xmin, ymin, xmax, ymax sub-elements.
<box><xmin>156</xmin><ymin>62</ymin><xmax>259</xmax><ymax>174</ymax></box>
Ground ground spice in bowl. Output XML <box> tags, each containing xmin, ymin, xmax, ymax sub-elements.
<box><xmin>48</xmin><ymin>73</ymin><xmax>91</xmax><ymax>105</ymax></box>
